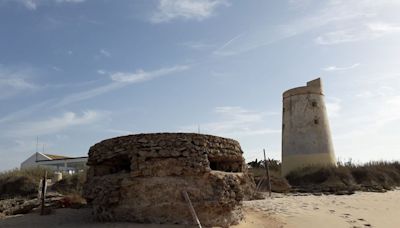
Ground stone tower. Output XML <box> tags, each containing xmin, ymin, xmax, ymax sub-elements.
<box><xmin>281</xmin><ymin>78</ymin><xmax>336</xmax><ymax>176</ymax></box>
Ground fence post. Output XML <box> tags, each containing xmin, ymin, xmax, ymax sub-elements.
<box><xmin>264</xmin><ymin>149</ymin><xmax>272</xmax><ymax>197</ymax></box>
<box><xmin>40</xmin><ymin>171</ymin><xmax>47</xmax><ymax>215</ymax></box>
<box><xmin>182</xmin><ymin>190</ymin><xmax>202</xmax><ymax>228</ymax></box>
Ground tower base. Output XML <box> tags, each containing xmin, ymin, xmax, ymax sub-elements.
<box><xmin>282</xmin><ymin>152</ymin><xmax>337</xmax><ymax>176</ymax></box>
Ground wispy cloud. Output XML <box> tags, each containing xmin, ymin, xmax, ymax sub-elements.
<box><xmin>325</xmin><ymin>97</ymin><xmax>342</xmax><ymax>118</ymax></box>
<box><xmin>0</xmin><ymin>65</ymin><xmax>39</xmax><ymax>99</ymax></box>
<box><xmin>150</xmin><ymin>0</ymin><xmax>230</xmax><ymax>23</ymax></box>
<box><xmin>8</xmin><ymin>110</ymin><xmax>104</xmax><ymax>137</ymax></box>
<box><xmin>325</xmin><ymin>71</ymin><xmax>400</xmax><ymax>161</ymax></box>
<box><xmin>179</xmin><ymin>106</ymin><xmax>280</xmax><ymax>137</ymax></box>
<box><xmin>106</xmin><ymin>129</ymin><xmax>135</xmax><ymax>136</ymax></box>
<box><xmin>52</xmin><ymin>66</ymin><xmax>62</xmax><ymax>72</ymax></box>
<box><xmin>0</xmin><ymin>99</ymin><xmax>54</xmax><ymax>124</ymax></box>
<box><xmin>56</xmin><ymin>0</ymin><xmax>85</xmax><ymax>3</ymax></box>
<box><xmin>315</xmin><ymin>23</ymin><xmax>400</xmax><ymax>45</ymax></box>
<box><xmin>356</xmin><ymin>86</ymin><xmax>395</xmax><ymax>99</ymax></box>
<box><xmin>110</xmin><ymin>65</ymin><xmax>189</xmax><ymax>83</ymax></box>
<box><xmin>2</xmin><ymin>0</ymin><xmax>86</xmax><ymax>10</ymax></box>
<box><xmin>323</xmin><ymin>63</ymin><xmax>360</xmax><ymax>71</ymax></box>
<box><xmin>18</xmin><ymin>0</ymin><xmax>37</xmax><ymax>10</ymax></box>
<box><xmin>99</xmin><ymin>49</ymin><xmax>111</xmax><ymax>57</ymax></box>
<box><xmin>0</xmin><ymin>77</ymin><xmax>37</xmax><ymax>90</ymax></box>
<box><xmin>213</xmin><ymin>1</ymin><xmax>400</xmax><ymax>56</ymax></box>
<box><xmin>379</xmin><ymin>95</ymin><xmax>400</xmax><ymax>125</ymax></box>
<box><xmin>55</xmin><ymin>82</ymin><xmax>122</xmax><ymax>108</ymax></box>
<box><xmin>56</xmin><ymin>65</ymin><xmax>190</xmax><ymax>107</ymax></box>
<box><xmin>368</xmin><ymin>22</ymin><xmax>400</xmax><ymax>33</ymax></box>
<box><xmin>213</xmin><ymin>33</ymin><xmax>246</xmax><ymax>56</ymax></box>
<box><xmin>338</xmin><ymin>94</ymin><xmax>400</xmax><ymax>140</ymax></box>
<box><xmin>181</xmin><ymin>41</ymin><xmax>215</xmax><ymax>50</ymax></box>
<box><xmin>97</xmin><ymin>69</ymin><xmax>107</xmax><ymax>75</ymax></box>
<box><xmin>211</xmin><ymin>1</ymin><xmax>358</xmax><ymax>56</ymax></box>
<box><xmin>315</xmin><ymin>29</ymin><xmax>364</xmax><ymax>45</ymax></box>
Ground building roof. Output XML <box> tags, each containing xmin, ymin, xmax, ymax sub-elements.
<box><xmin>44</xmin><ymin>153</ymin><xmax>71</xmax><ymax>160</ymax></box>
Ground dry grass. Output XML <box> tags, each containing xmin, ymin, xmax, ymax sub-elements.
<box><xmin>248</xmin><ymin>159</ymin><xmax>400</xmax><ymax>194</ymax></box>
<box><xmin>286</xmin><ymin>161</ymin><xmax>400</xmax><ymax>193</ymax></box>
<box><xmin>0</xmin><ymin>167</ymin><xmax>87</xmax><ymax>199</ymax></box>
<box><xmin>0</xmin><ymin>167</ymin><xmax>54</xmax><ymax>183</ymax></box>
<box><xmin>51</xmin><ymin>171</ymin><xmax>86</xmax><ymax>195</ymax></box>
<box><xmin>58</xmin><ymin>193</ymin><xmax>87</xmax><ymax>209</ymax></box>
<box><xmin>248</xmin><ymin>159</ymin><xmax>291</xmax><ymax>193</ymax></box>
<box><xmin>0</xmin><ymin>167</ymin><xmax>54</xmax><ymax>199</ymax></box>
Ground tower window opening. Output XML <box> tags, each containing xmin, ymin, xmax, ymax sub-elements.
<box><xmin>314</xmin><ymin>119</ymin><xmax>319</xmax><ymax>124</ymax></box>
<box><xmin>311</xmin><ymin>101</ymin><xmax>318</xmax><ymax>107</ymax></box>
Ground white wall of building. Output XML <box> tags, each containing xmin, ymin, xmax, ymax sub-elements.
<box><xmin>20</xmin><ymin>152</ymin><xmax>51</xmax><ymax>169</ymax></box>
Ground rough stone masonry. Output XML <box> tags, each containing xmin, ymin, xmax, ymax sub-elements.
<box><xmin>83</xmin><ymin>133</ymin><xmax>255</xmax><ymax>227</ymax></box>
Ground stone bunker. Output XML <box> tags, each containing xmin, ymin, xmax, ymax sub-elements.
<box><xmin>83</xmin><ymin>133</ymin><xmax>254</xmax><ymax>227</ymax></box>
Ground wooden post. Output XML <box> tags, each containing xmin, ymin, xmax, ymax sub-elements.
<box><xmin>40</xmin><ymin>171</ymin><xmax>47</xmax><ymax>215</ymax></box>
<box><xmin>182</xmin><ymin>191</ymin><xmax>202</xmax><ymax>228</ymax></box>
<box><xmin>264</xmin><ymin>149</ymin><xmax>272</xmax><ymax>197</ymax></box>
<box><xmin>255</xmin><ymin>176</ymin><xmax>265</xmax><ymax>192</ymax></box>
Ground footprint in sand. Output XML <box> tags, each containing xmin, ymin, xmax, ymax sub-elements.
<box><xmin>340</xmin><ymin>213</ymin><xmax>351</xmax><ymax>219</ymax></box>
<box><xmin>339</xmin><ymin>214</ymin><xmax>373</xmax><ymax>228</ymax></box>
<box><xmin>329</xmin><ymin>209</ymin><xmax>335</xmax><ymax>213</ymax></box>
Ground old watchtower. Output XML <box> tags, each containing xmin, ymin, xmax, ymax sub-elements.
<box><xmin>281</xmin><ymin>78</ymin><xmax>336</xmax><ymax>176</ymax></box>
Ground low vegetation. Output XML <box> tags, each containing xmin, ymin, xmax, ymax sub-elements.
<box><xmin>0</xmin><ymin>167</ymin><xmax>54</xmax><ymax>199</ymax></box>
<box><xmin>51</xmin><ymin>170</ymin><xmax>86</xmax><ymax>195</ymax></box>
<box><xmin>248</xmin><ymin>159</ymin><xmax>400</xmax><ymax>194</ymax></box>
<box><xmin>0</xmin><ymin>167</ymin><xmax>55</xmax><ymax>182</ymax></box>
<box><xmin>286</xmin><ymin>161</ymin><xmax>400</xmax><ymax>193</ymax></box>
<box><xmin>248</xmin><ymin>159</ymin><xmax>291</xmax><ymax>193</ymax></box>
<box><xmin>0</xmin><ymin>167</ymin><xmax>87</xmax><ymax>200</ymax></box>
<box><xmin>2</xmin><ymin>160</ymin><xmax>400</xmax><ymax>200</ymax></box>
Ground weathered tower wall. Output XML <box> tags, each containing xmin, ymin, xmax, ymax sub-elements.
<box><xmin>282</xmin><ymin>78</ymin><xmax>336</xmax><ymax>176</ymax></box>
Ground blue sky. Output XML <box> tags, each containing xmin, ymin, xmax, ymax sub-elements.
<box><xmin>1</xmin><ymin>0</ymin><xmax>400</xmax><ymax>171</ymax></box>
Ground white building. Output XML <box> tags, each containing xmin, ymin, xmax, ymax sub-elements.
<box><xmin>21</xmin><ymin>152</ymin><xmax>87</xmax><ymax>173</ymax></box>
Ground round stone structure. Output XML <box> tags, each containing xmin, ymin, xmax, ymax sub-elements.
<box><xmin>282</xmin><ymin>78</ymin><xmax>336</xmax><ymax>176</ymax></box>
<box><xmin>83</xmin><ymin>133</ymin><xmax>254</xmax><ymax>227</ymax></box>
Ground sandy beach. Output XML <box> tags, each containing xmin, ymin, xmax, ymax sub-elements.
<box><xmin>239</xmin><ymin>189</ymin><xmax>400</xmax><ymax>228</ymax></box>
<box><xmin>1</xmin><ymin>190</ymin><xmax>399</xmax><ymax>228</ymax></box>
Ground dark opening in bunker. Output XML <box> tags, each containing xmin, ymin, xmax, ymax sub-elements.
<box><xmin>209</xmin><ymin>159</ymin><xmax>242</xmax><ymax>172</ymax></box>
<box><xmin>111</xmin><ymin>156</ymin><xmax>131</xmax><ymax>173</ymax></box>
<box><xmin>94</xmin><ymin>154</ymin><xmax>131</xmax><ymax>176</ymax></box>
